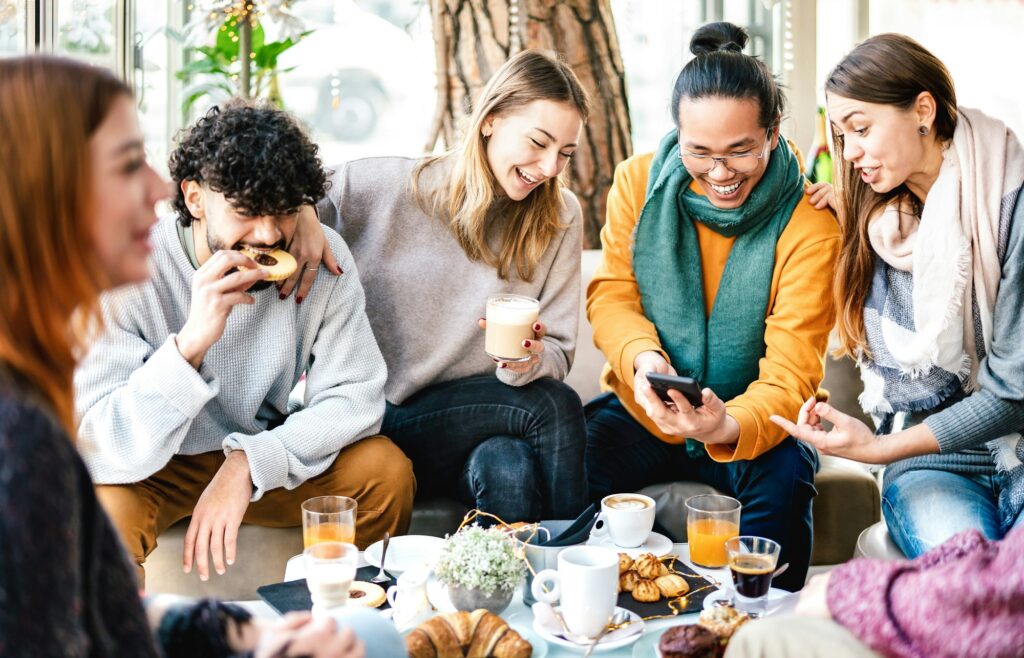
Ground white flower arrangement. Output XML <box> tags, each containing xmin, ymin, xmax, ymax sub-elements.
<box><xmin>435</xmin><ymin>525</ymin><xmax>525</xmax><ymax>595</ymax></box>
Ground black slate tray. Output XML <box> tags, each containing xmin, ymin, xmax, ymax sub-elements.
<box><xmin>257</xmin><ymin>566</ymin><xmax>393</xmax><ymax>615</ymax></box>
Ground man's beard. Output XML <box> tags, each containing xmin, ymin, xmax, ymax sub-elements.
<box><xmin>207</xmin><ymin>231</ymin><xmax>284</xmax><ymax>292</ymax></box>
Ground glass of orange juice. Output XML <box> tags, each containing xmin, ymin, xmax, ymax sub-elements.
<box><xmin>302</xmin><ymin>496</ymin><xmax>357</xmax><ymax>548</ymax></box>
<box><xmin>685</xmin><ymin>494</ymin><xmax>741</xmax><ymax>568</ymax></box>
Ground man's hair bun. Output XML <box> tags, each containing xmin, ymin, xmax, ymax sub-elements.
<box><xmin>690</xmin><ymin>21</ymin><xmax>748</xmax><ymax>56</ymax></box>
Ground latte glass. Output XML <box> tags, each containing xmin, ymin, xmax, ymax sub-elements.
<box><xmin>485</xmin><ymin>294</ymin><xmax>539</xmax><ymax>362</ymax></box>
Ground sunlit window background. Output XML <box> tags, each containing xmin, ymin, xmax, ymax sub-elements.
<box><xmin>1</xmin><ymin>0</ymin><xmax>1021</xmax><ymax>176</ymax></box>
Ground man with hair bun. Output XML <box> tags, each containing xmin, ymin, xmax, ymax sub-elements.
<box><xmin>74</xmin><ymin>99</ymin><xmax>414</xmax><ymax>584</ymax></box>
<box><xmin>585</xmin><ymin>21</ymin><xmax>839</xmax><ymax>590</ymax></box>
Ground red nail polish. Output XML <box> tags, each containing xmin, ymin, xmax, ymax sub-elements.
<box><xmin>279</xmin><ymin>293</ymin><xmax>286</xmax><ymax>300</ymax></box>
<box><xmin>523</xmin><ymin>340</ymin><xmax>532</xmax><ymax>348</ymax></box>
<box><xmin>296</xmin><ymin>296</ymin><xmax>304</xmax><ymax>304</ymax></box>
<box><xmin>534</xmin><ymin>323</ymin><xmax>541</xmax><ymax>331</ymax></box>
<box><xmin>336</xmin><ymin>266</ymin><xmax>344</xmax><ymax>275</ymax></box>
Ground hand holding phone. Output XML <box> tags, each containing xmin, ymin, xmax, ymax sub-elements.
<box><xmin>645</xmin><ymin>373</ymin><xmax>703</xmax><ymax>408</ymax></box>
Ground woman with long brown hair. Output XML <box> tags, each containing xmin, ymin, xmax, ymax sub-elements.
<box><xmin>773</xmin><ymin>33</ymin><xmax>1024</xmax><ymax>558</ymax></box>
<box><xmin>0</xmin><ymin>55</ymin><xmax>385</xmax><ymax>657</ymax></box>
<box><xmin>299</xmin><ymin>49</ymin><xmax>591</xmax><ymax>522</ymax></box>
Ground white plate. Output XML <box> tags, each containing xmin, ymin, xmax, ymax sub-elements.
<box><xmin>702</xmin><ymin>587</ymin><xmax>793</xmax><ymax>615</ymax></box>
<box><xmin>586</xmin><ymin>531</ymin><xmax>673</xmax><ymax>558</ymax></box>
<box><xmin>402</xmin><ymin>619</ymin><xmax>548</xmax><ymax>658</ymax></box>
<box><xmin>630</xmin><ymin>627</ymin><xmax>668</xmax><ymax>657</ymax></box>
<box><xmin>364</xmin><ymin>535</ymin><xmax>445</xmax><ymax>575</ymax></box>
<box><xmin>533</xmin><ymin>606</ymin><xmax>644</xmax><ymax>652</ymax></box>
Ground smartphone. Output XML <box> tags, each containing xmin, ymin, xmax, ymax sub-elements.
<box><xmin>645</xmin><ymin>373</ymin><xmax>704</xmax><ymax>408</ymax></box>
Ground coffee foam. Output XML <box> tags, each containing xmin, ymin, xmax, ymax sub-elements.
<box><xmin>487</xmin><ymin>297</ymin><xmax>539</xmax><ymax>325</ymax></box>
<box><xmin>606</xmin><ymin>495</ymin><xmax>652</xmax><ymax>510</ymax></box>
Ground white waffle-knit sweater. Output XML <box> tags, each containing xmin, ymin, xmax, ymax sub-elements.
<box><xmin>74</xmin><ymin>216</ymin><xmax>387</xmax><ymax>500</ymax></box>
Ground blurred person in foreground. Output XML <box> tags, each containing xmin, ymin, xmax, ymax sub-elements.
<box><xmin>0</xmin><ymin>55</ymin><xmax>404</xmax><ymax>657</ymax></box>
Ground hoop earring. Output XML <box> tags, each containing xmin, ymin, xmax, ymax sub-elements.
<box><xmin>918</xmin><ymin>125</ymin><xmax>930</xmax><ymax>136</ymax></box>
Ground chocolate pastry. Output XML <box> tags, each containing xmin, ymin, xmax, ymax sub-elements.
<box><xmin>658</xmin><ymin>624</ymin><xmax>721</xmax><ymax>658</ymax></box>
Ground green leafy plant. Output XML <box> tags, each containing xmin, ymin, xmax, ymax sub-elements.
<box><xmin>435</xmin><ymin>526</ymin><xmax>525</xmax><ymax>595</ymax></box>
<box><xmin>176</xmin><ymin>9</ymin><xmax>310</xmax><ymax>113</ymax></box>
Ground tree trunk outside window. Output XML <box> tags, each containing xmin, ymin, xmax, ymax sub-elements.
<box><xmin>427</xmin><ymin>0</ymin><xmax>632</xmax><ymax>247</ymax></box>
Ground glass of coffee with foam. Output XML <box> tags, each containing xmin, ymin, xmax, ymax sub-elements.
<box><xmin>485</xmin><ymin>294</ymin><xmax>540</xmax><ymax>362</ymax></box>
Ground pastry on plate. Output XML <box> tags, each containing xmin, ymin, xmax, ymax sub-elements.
<box><xmin>698</xmin><ymin>605</ymin><xmax>749</xmax><ymax>640</ymax></box>
<box><xmin>633</xmin><ymin>552</ymin><xmax>662</xmax><ymax>579</ymax></box>
<box><xmin>345</xmin><ymin>581</ymin><xmax>386</xmax><ymax>608</ymax></box>
<box><xmin>658</xmin><ymin>624</ymin><xmax>721</xmax><ymax>658</ymax></box>
<box><xmin>655</xmin><ymin>573</ymin><xmax>690</xmax><ymax>598</ymax></box>
<box><xmin>632</xmin><ymin>578</ymin><xmax>661</xmax><ymax>603</ymax></box>
<box><xmin>405</xmin><ymin>609</ymin><xmax>531</xmax><ymax>658</ymax></box>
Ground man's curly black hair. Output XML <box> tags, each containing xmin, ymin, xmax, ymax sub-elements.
<box><xmin>169</xmin><ymin>99</ymin><xmax>327</xmax><ymax>227</ymax></box>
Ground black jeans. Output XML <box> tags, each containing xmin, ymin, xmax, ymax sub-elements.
<box><xmin>585</xmin><ymin>393</ymin><xmax>818</xmax><ymax>591</ymax></box>
<box><xmin>382</xmin><ymin>375</ymin><xmax>589</xmax><ymax>522</ymax></box>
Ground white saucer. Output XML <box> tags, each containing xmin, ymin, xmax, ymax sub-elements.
<box><xmin>533</xmin><ymin>606</ymin><xmax>644</xmax><ymax>652</ymax></box>
<box><xmin>364</xmin><ymin>535</ymin><xmax>445</xmax><ymax>575</ymax></box>
<box><xmin>586</xmin><ymin>530</ymin><xmax>673</xmax><ymax>557</ymax></box>
<box><xmin>702</xmin><ymin>586</ymin><xmax>795</xmax><ymax>615</ymax></box>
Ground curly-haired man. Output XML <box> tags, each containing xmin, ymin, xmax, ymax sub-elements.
<box><xmin>73</xmin><ymin>100</ymin><xmax>414</xmax><ymax>584</ymax></box>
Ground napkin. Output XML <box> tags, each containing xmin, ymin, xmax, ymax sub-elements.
<box><xmin>534</xmin><ymin>503</ymin><xmax>599</xmax><ymax>547</ymax></box>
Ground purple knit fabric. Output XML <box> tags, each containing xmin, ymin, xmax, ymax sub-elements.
<box><xmin>827</xmin><ymin>525</ymin><xmax>1024</xmax><ymax>658</ymax></box>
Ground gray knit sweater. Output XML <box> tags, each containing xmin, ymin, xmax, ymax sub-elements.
<box><xmin>885</xmin><ymin>185</ymin><xmax>1024</xmax><ymax>495</ymax></box>
<box><xmin>74</xmin><ymin>216</ymin><xmax>387</xmax><ymax>500</ymax></box>
<box><xmin>317</xmin><ymin>156</ymin><xmax>582</xmax><ymax>405</ymax></box>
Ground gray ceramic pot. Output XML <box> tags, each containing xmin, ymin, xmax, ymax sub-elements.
<box><xmin>447</xmin><ymin>583</ymin><xmax>515</xmax><ymax>615</ymax></box>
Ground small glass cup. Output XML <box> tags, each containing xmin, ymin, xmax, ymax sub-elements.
<box><xmin>484</xmin><ymin>294</ymin><xmax>540</xmax><ymax>362</ymax></box>
<box><xmin>302</xmin><ymin>496</ymin><xmax>356</xmax><ymax>548</ymax></box>
<box><xmin>304</xmin><ymin>541</ymin><xmax>359</xmax><ymax>618</ymax></box>
<box><xmin>725</xmin><ymin>535</ymin><xmax>781</xmax><ymax>617</ymax></box>
<box><xmin>685</xmin><ymin>494</ymin><xmax>741</xmax><ymax>568</ymax></box>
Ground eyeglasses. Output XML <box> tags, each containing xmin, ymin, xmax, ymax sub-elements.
<box><xmin>679</xmin><ymin>129</ymin><xmax>773</xmax><ymax>174</ymax></box>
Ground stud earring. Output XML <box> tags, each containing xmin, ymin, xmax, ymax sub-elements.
<box><xmin>918</xmin><ymin>125</ymin><xmax>930</xmax><ymax>136</ymax></box>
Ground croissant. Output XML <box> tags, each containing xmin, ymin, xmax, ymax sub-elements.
<box><xmin>405</xmin><ymin>609</ymin><xmax>532</xmax><ymax>658</ymax></box>
<box><xmin>655</xmin><ymin>573</ymin><xmax>690</xmax><ymax>598</ymax></box>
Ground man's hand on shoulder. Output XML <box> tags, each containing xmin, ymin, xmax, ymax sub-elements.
<box><xmin>183</xmin><ymin>450</ymin><xmax>254</xmax><ymax>581</ymax></box>
<box><xmin>176</xmin><ymin>249</ymin><xmax>269</xmax><ymax>369</ymax></box>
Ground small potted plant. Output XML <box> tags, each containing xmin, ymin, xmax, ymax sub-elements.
<box><xmin>435</xmin><ymin>525</ymin><xmax>525</xmax><ymax>614</ymax></box>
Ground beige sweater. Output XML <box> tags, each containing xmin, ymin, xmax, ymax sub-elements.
<box><xmin>317</xmin><ymin>156</ymin><xmax>582</xmax><ymax>404</ymax></box>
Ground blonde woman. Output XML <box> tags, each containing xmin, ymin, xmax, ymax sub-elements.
<box><xmin>299</xmin><ymin>50</ymin><xmax>591</xmax><ymax>521</ymax></box>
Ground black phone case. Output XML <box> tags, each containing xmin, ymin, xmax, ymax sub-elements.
<box><xmin>646</xmin><ymin>373</ymin><xmax>703</xmax><ymax>407</ymax></box>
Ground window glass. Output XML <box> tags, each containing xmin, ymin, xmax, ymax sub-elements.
<box><xmin>611</xmin><ymin>0</ymin><xmax>777</xmax><ymax>153</ymax></box>
<box><xmin>868</xmin><ymin>0</ymin><xmax>1024</xmax><ymax>138</ymax></box>
<box><xmin>135</xmin><ymin>0</ymin><xmax>179</xmax><ymax>178</ymax></box>
<box><xmin>277</xmin><ymin>0</ymin><xmax>437</xmax><ymax>164</ymax></box>
<box><xmin>55</xmin><ymin>0</ymin><xmax>118</xmax><ymax>70</ymax></box>
<box><xmin>0</xmin><ymin>0</ymin><xmax>28</xmax><ymax>57</ymax></box>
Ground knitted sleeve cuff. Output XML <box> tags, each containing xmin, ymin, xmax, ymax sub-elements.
<box><xmin>923</xmin><ymin>389</ymin><xmax>1024</xmax><ymax>454</ymax></box>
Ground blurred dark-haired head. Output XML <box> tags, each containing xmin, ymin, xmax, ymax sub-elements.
<box><xmin>671</xmin><ymin>21</ymin><xmax>786</xmax><ymax>131</ymax></box>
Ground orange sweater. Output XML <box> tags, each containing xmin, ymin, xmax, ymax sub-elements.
<box><xmin>586</xmin><ymin>152</ymin><xmax>841</xmax><ymax>462</ymax></box>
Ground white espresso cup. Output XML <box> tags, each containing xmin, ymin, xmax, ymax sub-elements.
<box><xmin>590</xmin><ymin>493</ymin><xmax>657</xmax><ymax>549</ymax></box>
<box><xmin>531</xmin><ymin>545</ymin><xmax>618</xmax><ymax>638</ymax></box>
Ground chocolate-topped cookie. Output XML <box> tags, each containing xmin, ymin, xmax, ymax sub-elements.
<box><xmin>658</xmin><ymin>623</ymin><xmax>721</xmax><ymax>658</ymax></box>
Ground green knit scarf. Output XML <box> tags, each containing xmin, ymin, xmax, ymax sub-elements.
<box><xmin>633</xmin><ymin>129</ymin><xmax>804</xmax><ymax>453</ymax></box>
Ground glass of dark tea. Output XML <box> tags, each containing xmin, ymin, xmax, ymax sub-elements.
<box><xmin>724</xmin><ymin>536</ymin><xmax>781</xmax><ymax>617</ymax></box>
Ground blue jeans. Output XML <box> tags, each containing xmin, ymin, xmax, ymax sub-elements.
<box><xmin>585</xmin><ymin>393</ymin><xmax>818</xmax><ymax>591</ymax></box>
<box><xmin>882</xmin><ymin>469</ymin><xmax>1024</xmax><ymax>558</ymax></box>
<box><xmin>382</xmin><ymin>375</ymin><xmax>588</xmax><ymax>522</ymax></box>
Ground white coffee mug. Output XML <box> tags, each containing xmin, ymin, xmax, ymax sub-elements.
<box><xmin>590</xmin><ymin>493</ymin><xmax>656</xmax><ymax>548</ymax></box>
<box><xmin>530</xmin><ymin>545</ymin><xmax>618</xmax><ymax>638</ymax></box>
<box><xmin>385</xmin><ymin>566</ymin><xmax>430</xmax><ymax>627</ymax></box>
